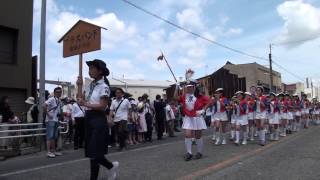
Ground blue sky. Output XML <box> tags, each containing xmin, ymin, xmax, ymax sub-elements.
<box><xmin>32</xmin><ymin>0</ymin><xmax>320</xmax><ymax>90</ymax></box>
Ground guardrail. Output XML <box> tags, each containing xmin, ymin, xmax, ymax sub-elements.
<box><xmin>0</xmin><ymin>122</ymin><xmax>69</xmax><ymax>139</ymax></box>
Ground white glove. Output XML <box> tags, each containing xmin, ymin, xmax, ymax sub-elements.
<box><xmin>196</xmin><ymin>109</ymin><xmax>205</xmax><ymax>116</ymax></box>
<box><xmin>175</xmin><ymin>82</ymin><xmax>180</xmax><ymax>89</ymax></box>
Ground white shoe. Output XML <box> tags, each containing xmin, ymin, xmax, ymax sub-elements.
<box><xmin>242</xmin><ymin>140</ymin><xmax>247</xmax><ymax>145</ymax></box>
<box><xmin>108</xmin><ymin>161</ymin><xmax>119</xmax><ymax>180</ymax></box>
<box><xmin>280</xmin><ymin>133</ymin><xmax>286</xmax><ymax>137</ymax></box>
<box><xmin>47</xmin><ymin>152</ymin><xmax>56</xmax><ymax>158</ymax></box>
<box><xmin>221</xmin><ymin>139</ymin><xmax>227</xmax><ymax>145</ymax></box>
<box><xmin>215</xmin><ymin>138</ymin><xmax>220</xmax><ymax>145</ymax></box>
<box><xmin>234</xmin><ymin>140</ymin><xmax>240</xmax><ymax>145</ymax></box>
<box><xmin>250</xmin><ymin>137</ymin><xmax>254</xmax><ymax>141</ymax></box>
<box><xmin>211</xmin><ymin>135</ymin><xmax>216</xmax><ymax>141</ymax></box>
<box><xmin>54</xmin><ymin>152</ymin><xmax>62</xmax><ymax>156</ymax></box>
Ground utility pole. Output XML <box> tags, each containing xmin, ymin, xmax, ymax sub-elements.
<box><xmin>269</xmin><ymin>44</ymin><xmax>273</xmax><ymax>93</ymax></box>
<box><xmin>39</xmin><ymin>0</ymin><xmax>46</xmax><ymax>122</ymax></box>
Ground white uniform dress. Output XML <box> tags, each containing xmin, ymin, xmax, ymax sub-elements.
<box><xmin>211</xmin><ymin>99</ymin><xmax>228</xmax><ymax>122</ymax></box>
<box><xmin>269</xmin><ymin>101</ymin><xmax>280</xmax><ymax>125</ymax></box>
<box><xmin>182</xmin><ymin>94</ymin><xmax>207</xmax><ymax>130</ymax></box>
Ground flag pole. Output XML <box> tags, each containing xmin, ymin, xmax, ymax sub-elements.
<box><xmin>160</xmin><ymin>51</ymin><xmax>178</xmax><ymax>82</ymax></box>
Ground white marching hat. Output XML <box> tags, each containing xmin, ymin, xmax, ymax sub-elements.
<box><xmin>244</xmin><ymin>92</ymin><xmax>252</xmax><ymax>96</ymax></box>
<box><xmin>215</xmin><ymin>88</ymin><xmax>223</xmax><ymax>92</ymax></box>
<box><xmin>235</xmin><ymin>91</ymin><xmax>244</xmax><ymax>95</ymax></box>
<box><xmin>25</xmin><ymin>97</ymin><xmax>35</xmax><ymax>105</ymax></box>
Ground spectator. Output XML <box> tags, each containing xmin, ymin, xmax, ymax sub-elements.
<box><xmin>63</xmin><ymin>98</ymin><xmax>73</xmax><ymax>144</ymax></box>
<box><xmin>142</xmin><ymin>94</ymin><xmax>153</xmax><ymax>142</ymax></box>
<box><xmin>128</xmin><ymin>99</ymin><xmax>138</xmax><ymax>145</ymax></box>
<box><xmin>109</xmin><ymin>88</ymin><xmax>132</xmax><ymax>151</ymax></box>
<box><xmin>165</xmin><ymin>99</ymin><xmax>176</xmax><ymax>137</ymax></box>
<box><xmin>0</xmin><ymin>96</ymin><xmax>19</xmax><ymax>123</ymax></box>
<box><xmin>137</xmin><ymin>102</ymin><xmax>147</xmax><ymax>142</ymax></box>
<box><xmin>44</xmin><ymin>87</ymin><xmax>63</xmax><ymax>158</ymax></box>
<box><xmin>154</xmin><ymin>95</ymin><xmax>166</xmax><ymax>140</ymax></box>
<box><xmin>72</xmin><ymin>100</ymin><xmax>85</xmax><ymax>150</ymax></box>
<box><xmin>25</xmin><ymin>97</ymin><xmax>39</xmax><ymax>123</ymax></box>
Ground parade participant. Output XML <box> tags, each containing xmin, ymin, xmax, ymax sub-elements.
<box><xmin>316</xmin><ymin>102</ymin><xmax>320</xmax><ymax>125</ymax></box>
<box><xmin>234</xmin><ymin>91</ymin><xmax>249</xmax><ymax>145</ymax></box>
<box><xmin>77</xmin><ymin>59</ymin><xmax>118</xmax><ymax>180</ymax></box>
<box><xmin>292</xmin><ymin>94</ymin><xmax>301</xmax><ymax>132</ymax></box>
<box><xmin>301</xmin><ymin>94</ymin><xmax>310</xmax><ymax>128</ymax></box>
<box><xmin>174</xmin><ymin>69</ymin><xmax>211</xmax><ymax>161</ymax></box>
<box><xmin>278</xmin><ymin>93</ymin><xmax>288</xmax><ymax>137</ymax></box>
<box><xmin>211</xmin><ymin>88</ymin><xmax>229</xmax><ymax>145</ymax></box>
<box><xmin>142</xmin><ymin>94</ymin><xmax>153</xmax><ymax>142</ymax></box>
<box><xmin>165</xmin><ymin>99</ymin><xmax>176</xmax><ymax>137</ymax></box>
<box><xmin>44</xmin><ymin>87</ymin><xmax>63</xmax><ymax>158</ymax></box>
<box><xmin>254</xmin><ymin>86</ymin><xmax>268</xmax><ymax>146</ymax></box>
<box><xmin>229</xmin><ymin>96</ymin><xmax>238</xmax><ymax>141</ymax></box>
<box><xmin>109</xmin><ymin>88</ymin><xmax>132</xmax><ymax>151</ymax></box>
<box><xmin>286</xmin><ymin>93</ymin><xmax>294</xmax><ymax>134</ymax></box>
<box><xmin>269</xmin><ymin>92</ymin><xmax>280</xmax><ymax>141</ymax></box>
<box><xmin>128</xmin><ymin>99</ymin><xmax>138</xmax><ymax>145</ymax></box>
<box><xmin>247</xmin><ymin>92</ymin><xmax>256</xmax><ymax>141</ymax></box>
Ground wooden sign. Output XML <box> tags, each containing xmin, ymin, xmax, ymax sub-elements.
<box><xmin>58</xmin><ymin>20</ymin><xmax>106</xmax><ymax>58</ymax></box>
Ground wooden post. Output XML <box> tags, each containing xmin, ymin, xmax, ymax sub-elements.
<box><xmin>77</xmin><ymin>53</ymin><xmax>83</xmax><ymax>98</ymax></box>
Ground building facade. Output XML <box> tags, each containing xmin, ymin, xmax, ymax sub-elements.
<box><xmin>0</xmin><ymin>0</ymin><xmax>34</xmax><ymax>114</ymax></box>
<box><xmin>223</xmin><ymin>62</ymin><xmax>282</xmax><ymax>92</ymax></box>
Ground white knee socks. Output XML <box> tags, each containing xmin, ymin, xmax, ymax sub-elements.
<box><xmin>196</xmin><ymin>138</ymin><xmax>203</xmax><ymax>153</ymax></box>
<box><xmin>185</xmin><ymin>138</ymin><xmax>192</xmax><ymax>154</ymax></box>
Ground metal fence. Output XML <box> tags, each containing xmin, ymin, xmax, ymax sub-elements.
<box><xmin>0</xmin><ymin>122</ymin><xmax>69</xmax><ymax>157</ymax></box>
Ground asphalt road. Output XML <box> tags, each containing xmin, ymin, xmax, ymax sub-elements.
<box><xmin>0</xmin><ymin>126</ymin><xmax>319</xmax><ymax>180</ymax></box>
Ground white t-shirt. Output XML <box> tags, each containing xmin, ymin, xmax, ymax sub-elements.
<box><xmin>45</xmin><ymin>97</ymin><xmax>61</xmax><ymax>122</ymax></box>
<box><xmin>85</xmin><ymin>78</ymin><xmax>110</xmax><ymax>105</ymax></box>
<box><xmin>110</xmin><ymin>98</ymin><xmax>131</xmax><ymax>122</ymax></box>
<box><xmin>165</xmin><ymin>105</ymin><xmax>175</xmax><ymax>121</ymax></box>
<box><xmin>63</xmin><ymin>104</ymin><xmax>73</xmax><ymax>121</ymax></box>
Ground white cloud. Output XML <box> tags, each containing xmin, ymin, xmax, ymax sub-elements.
<box><xmin>95</xmin><ymin>8</ymin><xmax>105</xmax><ymax>15</ymax></box>
<box><xmin>276</xmin><ymin>0</ymin><xmax>320</xmax><ymax>46</ymax></box>
<box><xmin>176</xmin><ymin>8</ymin><xmax>204</xmax><ymax>30</ymax></box>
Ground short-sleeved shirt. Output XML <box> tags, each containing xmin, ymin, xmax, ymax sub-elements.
<box><xmin>110</xmin><ymin>98</ymin><xmax>131</xmax><ymax>122</ymax></box>
<box><xmin>85</xmin><ymin>78</ymin><xmax>110</xmax><ymax>106</ymax></box>
<box><xmin>72</xmin><ymin>103</ymin><xmax>85</xmax><ymax>119</ymax></box>
<box><xmin>165</xmin><ymin>105</ymin><xmax>175</xmax><ymax>121</ymax></box>
<box><xmin>45</xmin><ymin>97</ymin><xmax>61</xmax><ymax>122</ymax></box>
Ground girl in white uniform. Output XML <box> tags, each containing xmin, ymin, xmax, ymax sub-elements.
<box><xmin>234</xmin><ymin>91</ymin><xmax>249</xmax><ymax>145</ymax></box>
<box><xmin>174</xmin><ymin>69</ymin><xmax>211</xmax><ymax>161</ymax></box>
<box><xmin>77</xmin><ymin>59</ymin><xmax>119</xmax><ymax>180</ymax></box>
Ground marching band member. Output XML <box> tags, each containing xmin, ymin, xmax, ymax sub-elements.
<box><xmin>278</xmin><ymin>93</ymin><xmax>288</xmax><ymax>137</ymax></box>
<box><xmin>229</xmin><ymin>96</ymin><xmax>238</xmax><ymax>141</ymax></box>
<box><xmin>294</xmin><ymin>94</ymin><xmax>303</xmax><ymax>131</ymax></box>
<box><xmin>268</xmin><ymin>92</ymin><xmax>280</xmax><ymax>141</ymax></box>
<box><xmin>254</xmin><ymin>86</ymin><xmax>268</xmax><ymax>146</ymax></box>
<box><xmin>234</xmin><ymin>91</ymin><xmax>249</xmax><ymax>145</ymax></box>
<box><xmin>247</xmin><ymin>92</ymin><xmax>256</xmax><ymax>141</ymax></box>
<box><xmin>301</xmin><ymin>94</ymin><xmax>310</xmax><ymax>128</ymax></box>
<box><xmin>286</xmin><ymin>93</ymin><xmax>294</xmax><ymax>134</ymax></box>
<box><xmin>211</xmin><ymin>88</ymin><xmax>229</xmax><ymax>145</ymax></box>
<box><xmin>174</xmin><ymin>69</ymin><xmax>211</xmax><ymax>161</ymax></box>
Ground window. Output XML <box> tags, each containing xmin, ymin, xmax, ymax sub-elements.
<box><xmin>0</xmin><ymin>25</ymin><xmax>18</xmax><ymax>64</ymax></box>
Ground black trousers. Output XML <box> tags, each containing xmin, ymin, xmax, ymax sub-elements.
<box><xmin>74</xmin><ymin>117</ymin><xmax>85</xmax><ymax>148</ymax></box>
<box><xmin>145</xmin><ymin>113</ymin><xmax>153</xmax><ymax>141</ymax></box>
<box><xmin>114</xmin><ymin>120</ymin><xmax>128</xmax><ymax>148</ymax></box>
<box><xmin>155</xmin><ymin>117</ymin><xmax>165</xmax><ymax>139</ymax></box>
<box><xmin>90</xmin><ymin>156</ymin><xmax>113</xmax><ymax>180</ymax></box>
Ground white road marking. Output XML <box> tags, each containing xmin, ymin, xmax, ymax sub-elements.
<box><xmin>0</xmin><ymin>135</ymin><xmax>211</xmax><ymax>177</ymax></box>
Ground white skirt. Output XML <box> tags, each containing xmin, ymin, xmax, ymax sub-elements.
<box><xmin>212</xmin><ymin>112</ymin><xmax>228</xmax><ymax>122</ymax></box>
<box><xmin>248</xmin><ymin>112</ymin><xmax>255</xmax><ymax>120</ymax></box>
<box><xmin>269</xmin><ymin>113</ymin><xmax>280</xmax><ymax>124</ymax></box>
<box><xmin>255</xmin><ymin>111</ymin><xmax>267</xmax><ymax>120</ymax></box>
<box><xmin>182</xmin><ymin>116</ymin><xmax>207</xmax><ymax>130</ymax></box>
<box><xmin>287</xmin><ymin>112</ymin><xmax>294</xmax><ymax>120</ymax></box>
<box><xmin>236</xmin><ymin>115</ymin><xmax>248</xmax><ymax>126</ymax></box>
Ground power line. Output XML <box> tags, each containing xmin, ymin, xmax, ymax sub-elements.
<box><xmin>120</xmin><ymin>0</ymin><xmax>305</xmax><ymax>82</ymax></box>
<box><xmin>120</xmin><ymin>0</ymin><xmax>268</xmax><ymax>61</ymax></box>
